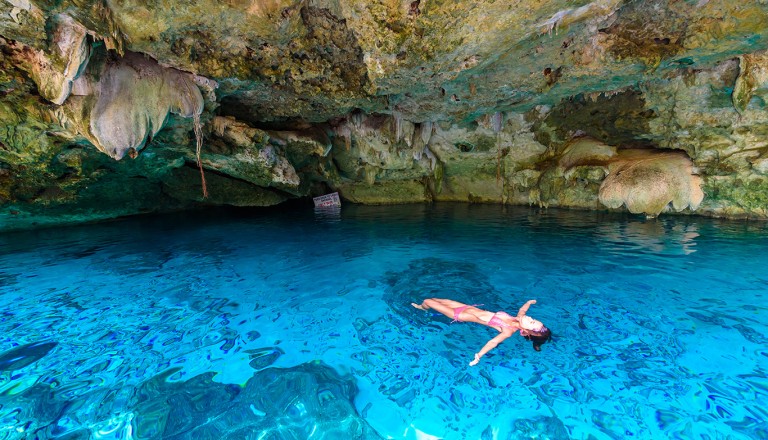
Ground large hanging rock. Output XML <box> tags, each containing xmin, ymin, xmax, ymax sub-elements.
<box><xmin>61</xmin><ymin>50</ymin><xmax>204</xmax><ymax>160</ymax></box>
<box><xmin>5</xmin><ymin>15</ymin><xmax>207</xmax><ymax>162</ymax></box>
<box><xmin>549</xmin><ymin>136</ymin><xmax>704</xmax><ymax>217</ymax></box>
<box><xmin>598</xmin><ymin>150</ymin><xmax>704</xmax><ymax>217</ymax></box>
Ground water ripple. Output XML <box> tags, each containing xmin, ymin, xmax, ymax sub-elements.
<box><xmin>0</xmin><ymin>205</ymin><xmax>767</xmax><ymax>439</ymax></box>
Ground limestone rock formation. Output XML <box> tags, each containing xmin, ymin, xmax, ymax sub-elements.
<box><xmin>65</xmin><ymin>50</ymin><xmax>205</xmax><ymax>160</ymax></box>
<box><xmin>23</xmin><ymin>14</ymin><xmax>89</xmax><ymax>105</ymax></box>
<box><xmin>733</xmin><ymin>51</ymin><xmax>768</xmax><ymax>114</ymax></box>
<box><xmin>4</xmin><ymin>1</ymin><xmax>768</xmax><ymax>228</ymax></box>
<box><xmin>599</xmin><ymin>150</ymin><xmax>704</xmax><ymax>217</ymax></box>
<box><xmin>209</xmin><ymin>116</ymin><xmax>300</xmax><ymax>190</ymax></box>
<box><xmin>553</xmin><ymin>137</ymin><xmax>704</xmax><ymax>217</ymax></box>
<box><xmin>558</xmin><ymin>137</ymin><xmax>617</xmax><ymax>171</ymax></box>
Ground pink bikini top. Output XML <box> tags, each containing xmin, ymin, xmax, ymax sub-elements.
<box><xmin>486</xmin><ymin>311</ymin><xmax>515</xmax><ymax>329</ymax></box>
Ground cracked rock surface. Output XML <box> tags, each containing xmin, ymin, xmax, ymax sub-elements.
<box><xmin>3</xmin><ymin>1</ymin><xmax>768</xmax><ymax>229</ymax></box>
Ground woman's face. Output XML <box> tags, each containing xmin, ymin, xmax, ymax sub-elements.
<box><xmin>519</xmin><ymin>315</ymin><xmax>545</xmax><ymax>332</ymax></box>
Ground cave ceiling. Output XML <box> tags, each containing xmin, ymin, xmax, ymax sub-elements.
<box><xmin>3</xmin><ymin>0</ymin><xmax>768</xmax><ymax>228</ymax></box>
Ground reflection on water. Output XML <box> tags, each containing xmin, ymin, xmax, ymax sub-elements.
<box><xmin>314</xmin><ymin>206</ymin><xmax>342</xmax><ymax>222</ymax></box>
<box><xmin>0</xmin><ymin>204</ymin><xmax>767</xmax><ymax>439</ymax></box>
<box><xmin>597</xmin><ymin>218</ymin><xmax>700</xmax><ymax>255</ymax></box>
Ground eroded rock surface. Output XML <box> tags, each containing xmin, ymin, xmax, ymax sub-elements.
<box><xmin>3</xmin><ymin>1</ymin><xmax>768</xmax><ymax>228</ymax></box>
<box><xmin>599</xmin><ymin>150</ymin><xmax>703</xmax><ymax>217</ymax></box>
<box><xmin>7</xmin><ymin>359</ymin><xmax>380</xmax><ymax>439</ymax></box>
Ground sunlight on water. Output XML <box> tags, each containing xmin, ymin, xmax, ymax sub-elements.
<box><xmin>1</xmin><ymin>204</ymin><xmax>767</xmax><ymax>439</ymax></box>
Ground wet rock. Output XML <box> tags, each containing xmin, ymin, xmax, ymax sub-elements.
<box><xmin>511</xmin><ymin>415</ymin><xmax>570</xmax><ymax>440</ymax></box>
<box><xmin>558</xmin><ymin>136</ymin><xmax>617</xmax><ymax>171</ymax></box>
<box><xmin>141</xmin><ymin>361</ymin><xmax>382</xmax><ymax>439</ymax></box>
<box><xmin>247</xmin><ymin>346</ymin><xmax>284</xmax><ymax>370</ymax></box>
<box><xmin>5</xmin><ymin>361</ymin><xmax>381</xmax><ymax>438</ymax></box>
<box><xmin>0</xmin><ymin>341</ymin><xmax>57</xmax><ymax>371</ymax></box>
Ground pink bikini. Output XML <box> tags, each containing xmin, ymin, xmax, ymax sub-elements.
<box><xmin>487</xmin><ymin>311</ymin><xmax>515</xmax><ymax>329</ymax></box>
<box><xmin>452</xmin><ymin>304</ymin><xmax>482</xmax><ymax>322</ymax></box>
<box><xmin>452</xmin><ymin>305</ymin><xmax>515</xmax><ymax>330</ymax></box>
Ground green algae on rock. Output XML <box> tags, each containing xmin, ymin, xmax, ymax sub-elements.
<box><xmin>3</xmin><ymin>1</ymin><xmax>768</xmax><ymax>228</ymax></box>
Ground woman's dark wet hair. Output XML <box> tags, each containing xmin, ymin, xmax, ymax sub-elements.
<box><xmin>524</xmin><ymin>328</ymin><xmax>552</xmax><ymax>352</ymax></box>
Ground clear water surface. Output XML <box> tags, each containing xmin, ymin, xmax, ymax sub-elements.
<box><xmin>1</xmin><ymin>204</ymin><xmax>767</xmax><ymax>439</ymax></box>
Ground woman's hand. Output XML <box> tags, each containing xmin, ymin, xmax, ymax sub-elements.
<box><xmin>469</xmin><ymin>353</ymin><xmax>481</xmax><ymax>366</ymax></box>
<box><xmin>518</xmin><ymin>300</ymin><xmax>537</xmax><ymax>318</ymax></box>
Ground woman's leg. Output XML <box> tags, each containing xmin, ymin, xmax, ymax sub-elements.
<box><xmin>411</xmin><ymin>298</ymin><xmax>466</xmax><ymax>319</ymax></box>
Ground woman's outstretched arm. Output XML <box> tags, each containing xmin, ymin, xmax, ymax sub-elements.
<box><xmin>470</xmin><ymin>332</ymin><xmax>512</xmax><ymax>366</ymax></box>
<box><xmin>516</xmin><ymin>299</ymin><xmax>537</xmax><ymax>318</ymax></box>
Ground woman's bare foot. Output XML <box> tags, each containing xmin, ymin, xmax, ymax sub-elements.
<box><xmin>411</xmin><ymin>302</ymin><xmax>426</xmax><ymax>310</ymax></box>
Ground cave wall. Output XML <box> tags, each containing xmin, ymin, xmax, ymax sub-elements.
<box><xmin>3</xmin><ymin>1</ymin><xmax>768</xmax><ymax>230</ymax></box>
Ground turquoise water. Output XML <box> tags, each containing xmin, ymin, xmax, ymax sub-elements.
<box><xmin>1</xmin><ymin>203</ymin><xmax>767</xmax><ymax>439</ymax></box>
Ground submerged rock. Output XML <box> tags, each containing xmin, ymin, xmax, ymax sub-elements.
<box><xmin>139</xmin><ymin>362</ymin><xmax>382</xmax><ymax>439</ymax></box>
<box><xmin>7</xmin><ymin>360</ymin><xmax>381</xmax><ymax>439</ymax></box>
<box><xmin>0</xmin><ymin>341</ymin><xmax>57</xmax><ymax>371</ymax></box>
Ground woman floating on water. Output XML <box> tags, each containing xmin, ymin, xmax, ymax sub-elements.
<box><xmin>411</xmin><ymin>298</ymin><xmax>551</xmax><ymax>365</ymax></box>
